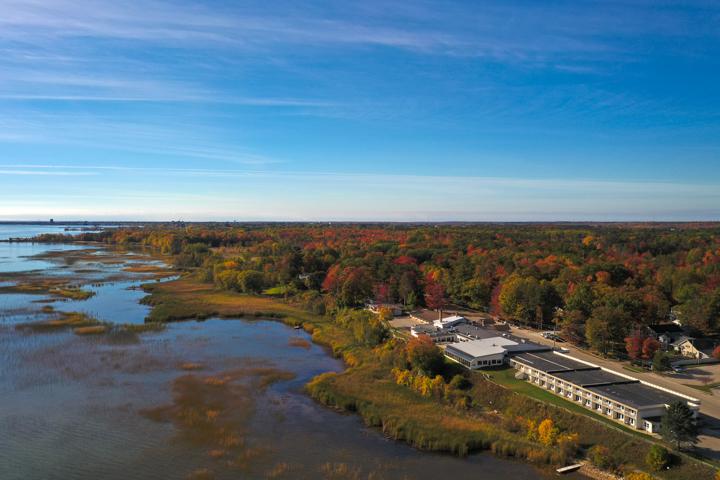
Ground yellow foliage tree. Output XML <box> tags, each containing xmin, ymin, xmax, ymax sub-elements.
<box><xmin>417</xmin><ymin>376</ymin><xmax>434</xmax><ymax>397</ymax></box>
<box><xmin>557</xmin><ymin>432</ymin><xmax>579</xmax><ymax>457</ymax></box>
<box><xmin>625</xmin><ymin>472</ymin><xmax>655</xmax><ymax>480</ymax></box>
<box><xmin>582</xmin><ymin>235</ymin><xmax>595</xmax><ymax>247</ymax></box>
<box><xmin>430</xmin><ymin>375</ymin><xmax>446</xmax><ymax>398</ymax></box>
<box><xmin>377</xmin><ymin>306</ymin><xmax>394</xmax><ymax>322</ymax></box>
<box><xmin>526</xmin><ymin>419</ymin><xmax>538</xmax><ymax>441</ymax></box>
<box><xmin>537</xmin><ymin>418</ymin><xmax>559</xmax><ymax>446</ymax></box>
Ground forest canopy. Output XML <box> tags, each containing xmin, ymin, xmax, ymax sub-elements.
<box><xmin>36</xmin><ymin>223</ymin><xmax>720</xmax><ymax>355</ymax></box>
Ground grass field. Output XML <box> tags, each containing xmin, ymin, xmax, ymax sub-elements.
<box><xmin>142</xmin><ymin>277</ymin><xmax>318</xmax><ymax>325</ymax></box>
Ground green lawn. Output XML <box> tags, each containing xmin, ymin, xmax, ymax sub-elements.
<box><xmin>622</xmin><ymin>364</ymin><xmax>647</xmax><ymax>374</ymax></box>
<box><xmin>482</xmin><ymin>367</ymin><xmax>652</xmax><ymax>439</ymax></box>
<box><xmin>684</xmin><ymin>382</ymin><xmax>720</xmax><ymax>395</ymax></box>
<box><xmin>262</xmin><ymin>285</ymin><xmax>290</xmax><ymax>296</ymax></box>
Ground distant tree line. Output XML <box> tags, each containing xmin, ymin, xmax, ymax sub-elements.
<box><xmin>37</xmin><ymin>223</ymin><xmax>720</xmax><ymax>356</ymax></box>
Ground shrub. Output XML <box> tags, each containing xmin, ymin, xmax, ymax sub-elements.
<box><xmin>652</xmin><ymin>350</ymin><xmax>672</xmax><ymax>372</ymax></box>
<box><xmin>406</xmin><ymin>334</ymin><xmax>445</xmax><ymax>376</ymax></box>
<box><xmin>645</xmin><ymin>444</ymin><xmax>670</xmax><ymax>471</ymax></box>
<box><xmin>556</xmin><ymin>432</ymin><xmax>580</xmax><ymax>458</ymax></box>
<box><xmin>625</xmin><ymin>472</ymin><xmax>655</xmax><ymax>480</ymax></box>
<box><xmin>588</xmin><ymin>444</ymin><xmax>614</xmax><ymax>470</ymax></box>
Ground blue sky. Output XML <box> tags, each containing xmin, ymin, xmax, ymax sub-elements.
<box><xmin>1</xmin><ymin>0</ymin><xmax>719</xmax><ymax>221</ymax></box>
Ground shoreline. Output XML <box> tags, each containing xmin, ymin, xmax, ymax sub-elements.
<box><xmin>3</xmin><ymin>236</ymin><xmax>716</xmax><ymax>479</ymax></box>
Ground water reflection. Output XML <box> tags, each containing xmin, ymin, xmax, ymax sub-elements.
<box><xmin>1</xmin><ymin>319</ymin><xmax>552</xmax><ymax>480</ymax></box>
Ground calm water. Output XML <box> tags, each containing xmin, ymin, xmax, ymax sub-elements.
<box><xmin>0</xmin><ymin>225</ymin><xmax>566</xmax><ymax>480</ymax></box>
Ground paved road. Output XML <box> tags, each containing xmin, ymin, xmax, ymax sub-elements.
<box><xmin>509</xmin><ymin>327</ymin><xmax>720</xmax><ymax>459</ymax></box>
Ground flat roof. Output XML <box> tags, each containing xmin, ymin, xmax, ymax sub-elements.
<box><xmin>455</xmin><ymin>324</ymin><xmax>503</xmax><ymax>340</ymax></box>
<box><xmin>511</xmin><ymin>351</ymin><xmax>594</xmax><ymax>373</ymax></box>
<box><xmin>587</xmin><ymin>382</ymin><xmax>689</xmax><ymax>409</ymax></box>
<box><xmin>553</xmin><ymin>369</ymin><xmax>635</xmax><ymax>387</ymax></box>
<box><xmin>504</xmin><ymin>342</ymin><xmax>552</xmax><ymax>354</ymax></box>
<box><xmin>446</xmin><ymin>337</ymin><xmax>517</xmax><ymax>359</ymax></box>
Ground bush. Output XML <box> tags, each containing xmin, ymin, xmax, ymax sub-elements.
<box><xmin>588</xmin><ymin>444</ymin><xmax>614</xmax><ymax>470</ymax></box>
<box><xmin>406</xmin><ymin>334</ymin><xmax>445</xmax><ymax>376</ymax></box>
<box><xmin>645</xmin><ymin>444</ymin><xmax>670</xmax><ymax>471</ymax></box>
<box><xmin>625</xmin><ymin>472</ymin><xmax>655</xmax><ymax>480</ymax></box>
<box><xmin>237</xmin><ymin>270</ymin><xmax>265</xmax><ymax>293</ymax></box>
<box><xmin>652</xmin><ymin>350</ymin><xmax>672</xmax><ymax>372</ymax></box>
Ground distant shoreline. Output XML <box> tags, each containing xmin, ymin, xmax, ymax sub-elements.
<box><xmin>2</xmin><ymin>220</ymin><xmax>720</xmax><ymax>227</ymax></box>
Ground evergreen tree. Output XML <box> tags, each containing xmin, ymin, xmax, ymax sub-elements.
<box><xmin>661</xmin><ymin>401</ymin><xmax>698</xmax><ymax>450</ymax></box>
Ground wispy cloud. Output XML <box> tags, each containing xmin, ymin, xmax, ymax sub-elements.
<box><xmin>3</xmin><ymin>163</ymin><xmax>719</xmax><ymax>195</ymax></box>
<box><xmin>0</xmin><ymin>169</ymin><xmax>97</xmax><ymax>176</ymax></box>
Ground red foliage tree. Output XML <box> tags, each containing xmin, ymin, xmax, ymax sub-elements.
<box><xmin>374</xmin><ymin>283</ymin><xmax>391</xmax><ymax>304</ymax></box>
<box><xmin>641</xmin><ymin>337</ymin><xmax>661</xmax><ymax>360</ymax></box>
<box><xmin>406</xmin><ymin>334</ymin><xmax>445</xmax><ymax>376</ymax></box>
<box><xmin>322</xmin><ymin>264</ymin><xmax>342</xmax><ymax>293</ymax></box>
<box><xmin>624</xmin><ymin>330</ymin><xmax>645</xmax><ymax>363</ymax></box>
<box><xmin>393</xmin><ymin>255</ymin><xmax>417</xmax><ymax>266</ymax></box>
<box><xmin>713</xmin><ymin>345</ymin><xmax>720</xmax><ymax>360</ymax></box>
<box><xmin>424</xmin><ymin>281</ymin><xmax>446</xmax><ymax>311</ymax></box>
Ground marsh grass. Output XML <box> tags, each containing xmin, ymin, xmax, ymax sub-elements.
<box><xmin>0</xmin><ymin>282</ymin><xmax>95</xmax><ymax>300</ymax></box>
<box><xmin>122</xmin><ymin>322</ymin><xmax>166</xmax><ymax>333</ymax></box>
<box><xmin>15</xmin><ymin>311</ymin><xmax>165</xmax><ymax>338</ymax></box>
<box><xmin>141</xmin><ymin>279</ymin><xmax>311</xmax><ymax>325</ymax></box>
<box><xmin>288</xmin><ymin>337</ymin><xmax>312</xmax><ymax>349</ymax></box>
<box><xmin>16</xmin><ymin>311</ymin><xmax>100</xmax><ymax>332</ymax></box>
<box><xmin>73</xmin><ymin>325</ymin><xmax>108</xmax><ymax>335</ymax></box>
<box><xmin>141</xmin><ymin>366</ymin><xmax>296</xmax><ymax>473</ymax></box>
<box><xmin>180</xmin><ymin>362</ymin><xmax>206</xmax><ymax>371</ymax></box>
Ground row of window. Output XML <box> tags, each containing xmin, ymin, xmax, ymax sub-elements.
<box><xmin>519</xmin><ymin>364</ymin><xmax>638</xmax><ymax>419</ymax></box>
<box><xmin>445</xmin><ymin>351</ymin><xmax>504</xmax><ymax>369</ymax></box>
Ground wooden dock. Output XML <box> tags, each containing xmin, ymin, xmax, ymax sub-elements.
<box><xmin>556</xmin><ymin>464</ymin><xmax>582</xmax><ymax>474</ymax></box>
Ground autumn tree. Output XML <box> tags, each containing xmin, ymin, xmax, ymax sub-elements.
<box><xmin>537</xmin><ymin>418</ymin><xmax>559</xmax><ymax>446</ymax></box>
<box><xmin>377</xmin><ymin>306</ymin><xmax>394</xmax><ymax>322</ymax></box>
<box><xmin>587</xmin><ymin>444</ymin><xmax>614</xmax><ymax>470</ymax></box>
<box><xmin>352</xmin><ymin>315</ymin><xmax>389</xmax><ymax>346</ymax></box>
<box><xmin>642</xmin><ymin>337</ymin><xmax>661</xmax><ymax>361</ymax></box>
<box><xmin>338</xmin><ymin>267</ymin><xmax>373</xmax><ymax>307</ymax></box>
<box><xmin>424</xmin><ymin>281</ymin><xmax>447</xmax><ymax>313</ymax></box>
<box><xmin>713</xmin><ymin>345</ymin><xmax>720</xmax><ymax>360</ymax></box>
<box><xmin>406</xmin><ymin>335</ymin><xmax>445</xmax><ymax>377</ymax></box>
<box><xmin>625</xmin><ymin>330</ymin><xmax>645</xmax><ymax>363</ymax></box>
<box><xmin>586</xmin><ymin>305</ymin><xmax>630</xmax><ymax>356</ymax></box>
<box><xmin>237</xmin><ymin>270</ymin><xmax>264</xmax><ymax>293</ymax></box>
<box><xmin>374</xmin><ymin>283</ymin><xmax>391</xmax><ymax>304</ymax></box>
<box><xmin>398</xmin><ymin>271</ymin><xmax>420</xmax><ymax>308</ymax></box>
<box><xmin>498</xmin><ymin>275</ymin><xmax>560</xmax><ymax>327</ymax></box>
